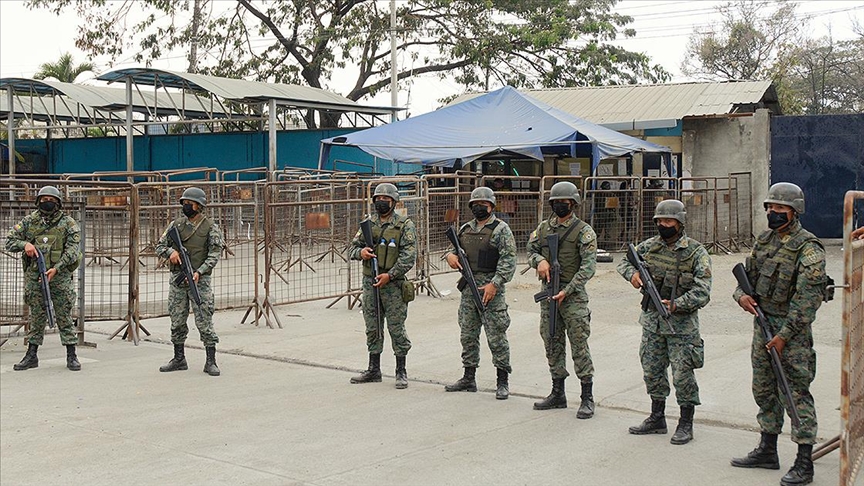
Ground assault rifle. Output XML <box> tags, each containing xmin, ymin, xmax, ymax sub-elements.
<box><xmin>733</xmin><ymin>263</ymin><xmax>801</xmax><ymax>428</ymax></box>
<box><xmin>626</xmin><ymin>243</ymin><xmax>675</xmax><ymax>333</ymax></box>
<box><xmin>533</xmin><ymin>233</ymin><xmax>561</xmax><ymax>339</ymax></box>
<box><xmin>167</xmin><ymin>225</ymin><xmax>202</xmax><ymax>306</ymax></box>
<box><xmin>446</xmin><ymin>226</ymin><xmax>487</xmax><ymax>325</ymax></box>
<box><xmin>360</xmin><ymin>219</ymin><xmax>384</xmax><ymax>340</ymax></box>
<box><xmin>34</xmin><ymin>248</ymin><xmax>56</xmax><ymax>329</ymax></box>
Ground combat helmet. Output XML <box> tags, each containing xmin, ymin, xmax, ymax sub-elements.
<box><xmin>180</xmin><ymin>187</ymin><xmax>207</xmax><ymax>207</ymax></box>
<box><xmin>763</xmin><ymin>182</ymin><xmax>805</xmax><ymax>214</ymax></box>
<box><xmin>469</xmin><ymin>186</ymin><xmax>496</xmax><ymax>206</ymax></box>
<box><xmin>35</xmin><ymin>185</ymin><xmax>62</xmax><ymax>207</ymax></box>
<box><xmin>653</xmin><ymin>199</ymin><xmax>686</xmax><ymax>225</ymax></box>
<box><xmin>548</xmin><ymin>181</ymin><xmax>581</xmax><ymax>206</ymax></box>
<box><xmin>373</xmin><ymin>183</ymin><xmax>400</xmax><ymax>202</ymax></box>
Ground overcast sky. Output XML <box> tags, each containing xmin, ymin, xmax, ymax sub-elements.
<box><xmin>1</xmin><ymin>0</ymin><xmax>861</xmax><ymax>116</ymax></box>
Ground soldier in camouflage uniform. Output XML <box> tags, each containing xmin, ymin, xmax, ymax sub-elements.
<box><xmin>154</xmin><ymin>187</ymin><xmax>224</xmax><ymax>377</ymax></box>
<box><xmin>349</xmin><ymin>183</ymin><xmax>417</xmax><ymax>389</ymax></box>
<box><xmin>528</xmin><ymin>182</ymin><xmax>598</xmax><ymax>418</ymax></box>
<box><xmin>6</xmin><ymin>186</ymin><xmax>82</xmax><ymax>371</ymax></box>
<box><xmin>617</xmin><ymin>199</ymin><xmax>712</xmax><ymax>445</ymax></box>
<box><xmin>444</xmin><ymin>187</ymin><xmax>517</xmax><ymax>400</ymax></box>
<box><xmin>730</xmin><ymin>183</ymin><xmax>828</xmax><ymax>486</ymax></box>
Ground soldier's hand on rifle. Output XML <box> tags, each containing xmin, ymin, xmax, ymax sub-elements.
<box><xmin>479</xmin><ymin>282</ymin><xmax>497</xmax><ymax>305</ymax></box>
<box><xmin>446</xmin><ymin>253</ymin><xmax>462</xmax><ymax>270</ymax></box>
<box><xmin>552</xmin><ymin>290</ymin><xmax>567</xmax><ymax>304</ymax></box>
<box><xmin>24</xmin><ymin>242</ymin><xmax>38</xmax><ymax>258</ymax></box>
<box><xmin>169</xmin><ymin>250</ymin><xmax>181</xmax><ymax>265</ymax></box>
<box><xmin>360</xmin><ymin>247</ymin><xmax>375</xmax><ymax>260</ymax></box>
<box><xmin>738</xmin><ymin>295</ymin><xmax>758</xmax><ymax>316</ymax></box>
<box><xmin>537</xmin><ymin>260</ymin><xmax>551</xmax><ymax>282</ymax></box>
<box><xmin>662</xmin><ymin>299</ymin><xmax>676</xmax><ymax>313</ymax></box>
<box><xmin>630</xmin><ymin>272</ymin><xmax>643</xmax><ymax>289</ymax></box>
<box><xmin>45</xmin><ymin>268</ymin><xmax>57</xmax><ymax>282</ymax></box>
<box><xmin>193</xmin><ymin>272</ymin><xmax>200</xmax><ymax>283</ymax></box>
<box><xmin>373</xmin><ymin>272</ymin><xmax>391</xmax><ymax>288</ymax></box>
<box><xmin>766</xmin><ymin>334</ymin><xmax>786</xmax><ymax>356</ymax></box>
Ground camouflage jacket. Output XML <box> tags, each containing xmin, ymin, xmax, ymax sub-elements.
<box><xmin>155</xmin><ymin>213</ymin><xmax>224</xmax><ymax>276</ymax></box>
<box><xmin>617</xmin><ymin>232</ymin><xmax>712</xmax><ymax>335</ymax></box>
<box><xmin>5</xmin><ymin>210</ymin><xmax>81</xmax><ymax>278</ymax></box>
<box><xmin>350</xmin><ymin>211</ymin><xmax>417</xmax><ymax>280</ymax></box>
<box><xmin>527</xmin><ymin>215</ymin><xmax>597</xmax><ymax>302</ymax></box>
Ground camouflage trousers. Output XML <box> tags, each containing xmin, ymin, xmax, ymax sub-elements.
<box><xmin>168</xmin><ymin>273</ymin><xmax>219</xmax><ymax>346</ymax></box>
<box><xmin>540</xmin><ymin>296</ymin><xmax>593</xmax><ymax>381</ymax></box>
<box><xmin>639</xmin><ymin>326</ymin><xmax>704</xmax><ymax>406</ymax></box>
<box><xmin>751</xmin><ymin>315</ymin><xmax>817</xmax><ymax>444</ymax></box>
<box><xmin>457</xmin><ymin>280</ymin><xmax>511</xmax><ymax>373</ymax></box>
<box><xmin>362</xmin><ymin>277</ymin><xmax>411</xmax><ymax>356</ymax></box>
<box><xmin>24</xmin><ymin>274</ymin><xmax>77</xmax><ymax>346</ymax></box>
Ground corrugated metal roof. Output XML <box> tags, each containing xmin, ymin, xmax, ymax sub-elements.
<box><xmin>97</xmin><ymin>68</ymin><xmax>399</xmax><ymax>115</ymax></box>
<box><xmin>449</xmin><ymin>81</ymin><xmax>777</xmax><ymax>129</ymax></box>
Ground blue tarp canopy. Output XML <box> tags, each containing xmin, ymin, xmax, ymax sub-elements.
<box><xmin>319</xmin><ymin>86</ymin><xmax>670</xmax><ymax>171</ymax></box>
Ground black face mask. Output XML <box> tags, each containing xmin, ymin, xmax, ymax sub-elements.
<box><xmin>471</xmin><ymin>205</ymin><xmax>491</xmax><ymax>221</ymax></box>
<box><xmin>657</xmin><ymin>224</ymin><xmax>678</xmax><ymax>240</ymax></box>
<box><xmin>38</xmin><ymin>201</ymin><xmax>58</xmax><ymax>214</ymax></box>
<box><xmin>767</xmin><ymin>211</ymin><xmax>789</xmax><ymax>230</ymax></box>
<box><xmin>182</xmin><ymin>203</ymin><xmax>198</xmax><ymax>218</ymax></box>
<box><xmin>374</xmin><ymin>200</ymin><xmax>392</xmax><ymax>215</ymax></box>
<box><xmin>552</xmin><ymin>202</ymin><xmax>571</xmax><ymax>218</ymax></box>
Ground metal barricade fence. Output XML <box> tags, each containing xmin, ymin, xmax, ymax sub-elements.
<box><xmin>730</xmin><ymin>172</ymin><xmax>754</xmax><ymax>248</ymax></box>
<box><xmin>841</xmin><ymin>191</ymin><xmax>864</xmax><ymax>486</ymax></box>
<box><xmin>262</xmin><ymin>179</ymin><xmax>367</xmax><ymax>320</ymax></box>
<box><xmin>423</xmin><ymin>173</ymin><xmax>480</xmax><ymax>276</ymax></box>
<box><xmin>583</xmin><ymin>177</ymin><xmax>641</xmax><ymax>251</ymax></box>
<box><xmin>638</xmin><ymin>177</ymin><xmax>678</xmax><ymax>242</ymax></box>
<box><xmin>680</xmin><ymin>178</ymin><xmax>713</xmax><ymax>250</ymax></box>
<box><xmin>479</xmin><ymin>175</ymin><xmax>541</xmax><ymax>262</ymax></box>
<box><xmin>714</xmin><ymin>176</ymin><xmax>738</xmax><ymax>253</ymax></box>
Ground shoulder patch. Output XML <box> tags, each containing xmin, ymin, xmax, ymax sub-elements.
<box><xmin>13</xmin><ymin>223</ymin><xmax>22</xmax><ymax>232</ymax></box>
<box><xmin>799</xmin><ymin>246</ymin><xmax>823</xmax><ymax>267</ymax></box>
<box><xmin>580</xmin><ymin>229</ymin><xmax>595</xmax><ymax>244</ymax></box>
<box><xmin>530</xmin><ymin>229</ymin><xmax>537</xmax><ymax>240</ymax></box>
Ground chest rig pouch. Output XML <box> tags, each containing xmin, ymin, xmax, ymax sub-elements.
<box><xmin>171</xmin><ymin>216</ymin><xmax>213</xmax><ymax>272</ymax></box>
<box><xmin>644</xmin><ymin>238</ymin><xmax>699</xmax><ymax>301</ymax></box>
<box><xmin>538</xmin><ymin>219</ymin><xmax>585</xmax><ymax>283</ymax></box>
<box><xmin>750</xmin><ymin>228</ymin><xmax>825</xmax><ymax>309</ymax></box>
<box><xmin>28</xmin><ymin>214</ymin><xmax>78</xmax><ymax>272</ymax></box>
<box><xmin>364</xmin><ymin>219</ymin><xmax>405</xmax><ymax>276</ymax></box>
<box><xmin>459</xmin><ymin>220</ymin><xmax>500</xmax><ymax>273</ymax></box>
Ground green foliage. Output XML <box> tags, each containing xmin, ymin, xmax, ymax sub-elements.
<box><xmin>28</xmin><ymin>0</ymin><xmax>669</xmax><ymax>103</ymax></box>
<box><xmin>33</xmin><ymin>52</ymin><xmax>96</xmax><ymax>83</ymax></box>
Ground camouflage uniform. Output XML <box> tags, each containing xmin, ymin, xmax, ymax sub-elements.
<box><xmin>155</xmin><ymin>214</ymin><xmax>224</xmax><ymax>346</ymax></box>
<box><xmin>349</xmin><ymin>211</ymin><xmax>417</xmax><ymax>356</ymax></box>
<box><xmin>5</xmin><ymin>210</ymin><xmax>81</xmax><ymax>346</ymax></box>
<box><xmin>451</xmin><ymin>215</ymin><xmax>517</xmax><ymax>372</ymax></box>
<box><xmin>732</xmin><ymin>219</ymin><xmax>825</xmax><ymax>445</ymax></box>
<box><xmin>617</xmin><ymin>232</ymin><xmax>712</xmax><ymax>406</ymax></box>
<box><xmin>527</xmin><ymin>215</ymin><xmax>597</xmax><ymax>380</ymax></box>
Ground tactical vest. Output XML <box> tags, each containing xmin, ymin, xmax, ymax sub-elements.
<box><xmin>644</xmin><ymin>237</ymin><xmax>701</xmax><ymax>301</ymax></box>
<box><xmin>459</xmin><ymin>220</ymin><xmax>500</xmax><ymax>273</ymax></box>
<box><xmin>362</xmin><ymin>218</ymin><xmax>405</xmax><ymax>276</ymax></box>
<box><xmin>537</xmin><ymin>217</ymin><xmax>586</xmax><ymax>283</ymax></box>
<box><xmin>29</xmin><ymin>212</ymin><xmax>78</xmax><ymax>272</ymax></box>
<box><xmin>171</xmin><ymin>216</ymin><xmax>213</xmax><ymax>272</ymax></box>
<box><xmin>751</xmin><ymin>227</ymin><xmax>823</xmax><ymax>315</ymax></box>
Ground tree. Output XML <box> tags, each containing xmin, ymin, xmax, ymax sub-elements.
<box><xmin>787</xmin><ymin>36</ymin><xmax>864</xmax><ymax>114</ymax></box>
<box><xmin>33</xmin><ymin>52</ymin><xmax>96</xmax><ymax>83</ymax></box>
<box><xmin>28</xmin><ymin>0</ymin><xmax>669</xmax><ymax>105</ymax></box>
<box><xmin>681</xmin><ymin>0</ymin><xmax>801</xmax><ymax>81</ymax></box>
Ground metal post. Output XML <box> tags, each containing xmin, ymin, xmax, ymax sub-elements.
<box><xmin>125</xmin><ymin>77</ymin><xmax>134</xmax><ymax>177</ymax></box>
<box><xmin>6</xmin><ymin>88</ymin><xmax>15</xmax><ymax>177</ymax></box>
<box><xmin>390</xmin><ymin>0</ymin><xmax>398</xmax><ymax>123</ymax></box>
<box><xmin>269</xmin><ymin>99</ymin><xmax>277</xmax><ymax>173</ymax></box>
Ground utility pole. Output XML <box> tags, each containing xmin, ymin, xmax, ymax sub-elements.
<box><xmin>390</xmin><ymin>0</ymin><xmax>398</xmax><ymax>123</ymax></box>
<box><xmin>187</xmin><ymin>0</ymin><xmax>203</xmax><ymax>73</ymax></box>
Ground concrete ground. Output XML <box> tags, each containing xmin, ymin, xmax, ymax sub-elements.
<box><xmin>0</xmin><ymin>246</ymin><xmax>848</xmax><ymax>486</ymax></box>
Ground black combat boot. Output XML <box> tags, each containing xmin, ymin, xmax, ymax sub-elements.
<box><xmin>159</xmin><ymin>343</ymin><xmax>188</xmax><ymax>372</ymax></box>
<box><xmin>203</xmin><ymin>346</ymin><xmax>220</xmax><ymax>376</ymax></box>
<box><xmin>444</xmin><ymin>367</ymin><xmax>477</xmax><ymax>392</ymax></box>
<box><xmin>780</xmin><ymin>444</ymin><xmax>814</xmax><ymax>486</ymax></box>
<box><xmin>66</xmin><ymin>344</ymin><xmax>81</xmax><ymax>371</ymax></box>
<box><xmin>496</xmin><ymin>368</ymin><xmax>509</xmax><ymax>400</ymax></box>
<box><xmin>13</xmin><ymin>343</ymin><xmax>39</xmax><ymax>371</ymax></box>
<box><xmin>730</xmin><ymin>432</ymin><xmax>780</xmax><ymax>469</ymax></box>
<box><xmin>670</xmin><ymin>405</ymin><xmax>694</xmax><ymax>444</ymax></box>
<box><xmin>629</xmin><ymin>399</ymin><xmax>668</xmax><ymax>434</ymax></box>
<box><xmin>395</xmin><ymin>355</ymin><xmax>408</xmax><ymax>389</ymax></box>
<box><xmin>351</xmin><ymin>353</ymin><xmax>382</xmax><ymax>383</ymax></box>
<box><xmin>577</xmin><ymin>380</ymin><xmax>595</xmax><ymax>419</ymax></box>
<box><xmin>534</xmin><ymin>378</ymin><xmax>567</xmax><ymax>410</ymax></box>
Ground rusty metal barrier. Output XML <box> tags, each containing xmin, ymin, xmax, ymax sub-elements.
<box><xmin>730</xmin><ymin>172</ymin><xmax>754</xmax><ymax>248</ymax></box>
<box><xmin>680</xmin><ymin>178</ymin><xmax>714</xmax><ymax>251</ymax></box>
<box><xmin>423</xmin><ymin>172</ymin><xmax>480</xmax><ymax>276</ymax></box>
<box><xmin>582</xmin><ymin>177</ymin><xmax>640</xmax><ymax>251</ymax></box>
<box><xmin>841</xmin><ymin>191</ymin><xmax>864</xmax><ymax>486</ymax></box>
